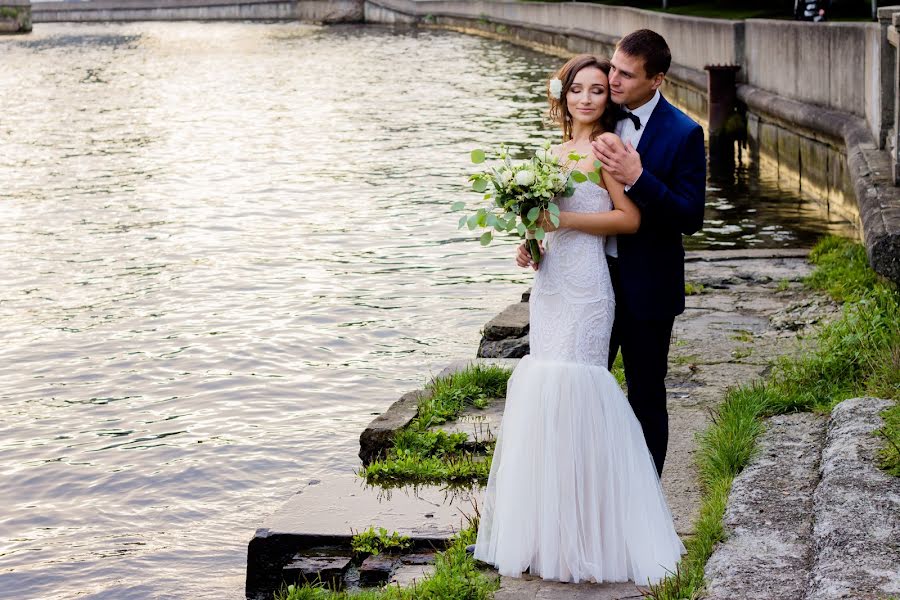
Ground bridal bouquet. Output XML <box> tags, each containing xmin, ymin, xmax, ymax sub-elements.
<box><xmin>452</xmin><ymin>141</ymin><xmax>600</xmax><ymax>264</ymax></box>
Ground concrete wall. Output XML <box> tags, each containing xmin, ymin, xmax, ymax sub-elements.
<box><xmin>744</xmin><ymin>20</ymin><xmax>882</xmax><ymax>143</ymax></box>
<box><xmin>1</xmin><ymin>0</ymin><xmax>31</xmax><ymax>33</ymax></box>
<box><xmin>372</xmin><ymin>0</ymin><xmax>742</xmax><ymax>75</ymax></box>
<box><xmin>31</xmin><ymin>0</ymin><xmax>362</xmax><ymax>23</ymax></box>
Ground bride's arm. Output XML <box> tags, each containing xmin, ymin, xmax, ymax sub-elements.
<box><xmin>556</xmin><ymin>170</ymin><xmax>641</xmax><ymax>235</ymax></box>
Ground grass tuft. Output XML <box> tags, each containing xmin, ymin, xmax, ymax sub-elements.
<box><xmin>360</xmin><ymin>364</ymin><xmax>510</xmax><ymax>487</ymax></box>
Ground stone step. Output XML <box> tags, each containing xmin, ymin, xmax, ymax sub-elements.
<box><xmin>245</xmin><ymin>474</ymin><xmax>479</xmax><ymax>599</ymax></box>
<box><xmin>705</xmin><ymin>398</ymin><xmax>900</xmax><ymax>600</ymax></box>
<box><xmin>807</xmin><ymin>397</ymin><xmax>900</xmax><ymax>600</ymax></box>
<box><xmin>704</xmin><ymin>412</ymin><xmax>827</xmax><ymax>600</ymax></box>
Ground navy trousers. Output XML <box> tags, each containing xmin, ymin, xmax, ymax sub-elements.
<box><xmin>606</xmin><ymin>256</ymin><xmax>674</xmax><ymax>478</ymax></box>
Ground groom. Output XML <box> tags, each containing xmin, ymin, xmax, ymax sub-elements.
<box><xmin>518</xmin><ymin>29</ymin><xmax>706</xmax><ymax>477</ymax></box>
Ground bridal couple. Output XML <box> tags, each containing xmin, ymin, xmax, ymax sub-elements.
<box><xmin>471</xmin><ymin>29</ymin><xmax>706</xmax><ymax>585</ymax></box>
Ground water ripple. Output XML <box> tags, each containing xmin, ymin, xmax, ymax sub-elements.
<box><xmin>0</xmin><ymin>21</ymin><xmax>852</xmax><ymax>600</ymax></box>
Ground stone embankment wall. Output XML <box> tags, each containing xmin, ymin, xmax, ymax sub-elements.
<box><xmin>30</xmin><ymin>0</ymin><xmax>362</xmax><ymax>24</ymax></box>
<box><xmin>1</xmin><ymin>0</ymin><xmax>31</xmax><ymax>33</ymax></box>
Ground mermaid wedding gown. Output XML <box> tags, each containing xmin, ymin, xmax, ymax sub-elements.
<box><xmin>473</xmin><ymin>180</ymin><xmax>685</xmax><ymax>585</ymax></box>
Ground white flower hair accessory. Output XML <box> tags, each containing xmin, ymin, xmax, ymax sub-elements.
<box><xmin>549</xmin><ymin>78</ymin><xmax>563</xmax><ymax>100</ymax></box>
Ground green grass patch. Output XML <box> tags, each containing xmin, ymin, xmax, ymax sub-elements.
<box><xmin>276</xmin><ymin>525</ymin><xmax>499</xmax><ymax>600</ymax></box>
<box><xmin>360</xmin><ymin>364</ymin><xmax>511</xmax><ymax>487</ymax></box>
<box><xmin>877</xmin><ymin>401</ymin><xmax>900</xmax><ymax>477</ymax></box>
<box><xmin>684</xmin><ymin>282</ymin><xmax>706</xmax><ymax>296</ymax></box>
<box><xmin>648</xmin><ymin>236</ymin><xmax>899</xmax><ymax>600</ymax></box>
<box><xmin>351</xmin><ymin>527</ymin><xmax>412</xmax><ymax>556</ymax></box>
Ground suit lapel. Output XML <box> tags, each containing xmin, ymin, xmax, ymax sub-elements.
<box><xmin>635</xmin><ymin>94</ymin><xmax>670</xmax><ymax>158</ymax></box>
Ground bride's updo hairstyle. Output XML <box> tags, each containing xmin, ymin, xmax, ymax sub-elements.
<box><xmin>547</xmin><ymin>54</ymin><xmax>622</xmax><ymax>142</ymax></box>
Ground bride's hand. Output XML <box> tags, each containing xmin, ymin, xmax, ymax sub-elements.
<box><xmin>516</xmin><ymin>241</ymin><xmax>543</xmax><ymax>270</ymax></box>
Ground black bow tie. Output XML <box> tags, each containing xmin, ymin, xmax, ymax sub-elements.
<box><xmin>619</xmin><ymin>112</ymin><xmax>641</xmax><ymax>131</ymax></box>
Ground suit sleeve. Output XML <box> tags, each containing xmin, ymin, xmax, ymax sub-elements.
<box><xmin>626</xmin><ymin>124</ymin><xmax>706</xmax><ymax>235</ymax></box>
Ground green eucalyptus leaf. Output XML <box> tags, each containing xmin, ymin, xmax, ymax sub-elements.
<box><xmin>550</xmin><ymin>214</ymin><xmax>560</xmax><ymax>227</ymax></box>
<box><xmin>471</xmin><ymin>149</ymin><xmax>486</xmax><ymax>164</ymax></box>
<box><xmin>547</xmin><ymin>202</ymin><xmax>560</xmax><ymax>216</ymax></box>
<box><xmin>472</xmin><ymin>178</ymin><xmax>488</xmax><ymax>193</ymax></box>
<box><xmin>516</xmin><ymin>222</ymin><xmax>527</xmax><ymax>236</ymax></box>
<box><xmin>480</xmin><ymin>231</ymin><xmax>493</xmax><ymax>246</ymax></box>
<box><xmin>594</xmin><ymin>159</ymin><xmax>603</xmax><ymax>170</ymax></box>
<box><xmin>458</xmin><ymin>215</ymin><xmax>467</xmax><ymax>229</ymax></box>
<box><xmin>526</xmin><ymin>206</ymin><xmax>541</xmax><ymax>222</ymax></box>
<box><xmin>451</xmin><ymin>201</ymin><xmax>466</xmax><ymax>212</ymax></box>
<box><xmin>467</xmin><ymin>214</ymin><xmax>479</xmax><ymax>230</ymax></box>
<box><xmin>535</xmin><ymin>227</ymin><xmax>545</xmax><ymax>241</ymax></box>
<box><xmin>571</xmin><ymin>170</ymin><xmax>587</xmax><ymax>183</ymax></box>
<box><xmin>587</xmin><ymin>170</ymin><xmax>600</xmax><ymax>184</ymax></box>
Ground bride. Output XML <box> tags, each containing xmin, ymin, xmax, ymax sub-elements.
<box><xmin>472</xmin><ymin>54</ymin><xmax>685</xmax><ymax>585</ymax></box>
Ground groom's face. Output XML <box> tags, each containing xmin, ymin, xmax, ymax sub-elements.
<box><xmin>609</xmin><ymin>50</ymin><xmax>664</xmax><ymax>110</ymax></box>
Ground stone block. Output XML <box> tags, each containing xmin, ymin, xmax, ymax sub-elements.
<box><xmin>359</xmin><ymin>553</ymin><xmax>400</xmax><ymax>586</ymax></box>
<box><xmin>808</xmin><ymin>398</ymin><xmax>900</xmax><ymax>600</ymax></box>
<box><xmin>282</xmin><ymin>554</ymin><xmax>351</xmax><ymax>590</ymax></box>
<box><xmin>482</xmin><ymin>302</ymin><xmax>529</xmax><ymax>340</ymax></box>
<box><xmin>389</xmin><ymin>563</ymin><xmax>435</xmax><ymax>587</ymax></box>
<box><xmin>358</xmin><ymin>389</ymin><xmax>426</xmax><ymax>464</ymax></box>
<box><xmin>704</xmin><ymin>413</ymin><xmax>826</xmax><ymax>600</ymax></box>
<box><xmin>246</xmin><ymin>474</ymin><xmax>481</xmax><ymax>599</ymax></box>
<box><xmin>478</xmin><ymin>334</ymin><xmax>529</xmax><ymax>358</ymax></box>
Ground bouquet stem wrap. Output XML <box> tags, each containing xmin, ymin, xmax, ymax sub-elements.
<box><xmin>525</xmin><ymin>230</ymin><xmax>542</xmax><ymax>264</ymax></box>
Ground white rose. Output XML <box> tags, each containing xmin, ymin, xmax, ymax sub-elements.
<box><xmin>552</xmin><ymin>172</ymin><xmax>567</xmax><ymax>188</ymax></box>
<box><xmin>549</xmin><ymin>78</ymin><xmax>563</xmax><ymax>100</ymax></box>
<box><xmin>535</xmin><ymin>148</ymin><xmax>549</xmax><ymax>163</ymax></box>
<box><xmin>514</xmin><ymin>169</ymin><xmax>535</xmax><ymax>187</ymax></box>
<box><xmin>499</xmin><ymin>169</ymin><xmax>513</xmax><ymax>185</ymax></box>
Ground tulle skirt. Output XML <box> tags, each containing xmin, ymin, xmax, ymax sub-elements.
<box><xmin>474</xmin><ymin>356</ymin><xmax>685</xmax><ymax>585</ymax></box>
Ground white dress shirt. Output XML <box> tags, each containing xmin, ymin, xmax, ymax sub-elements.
<box><xmin>606</xmin><ymin>89</ymin><xmax>661</xmax><ymax>258</ymax></box>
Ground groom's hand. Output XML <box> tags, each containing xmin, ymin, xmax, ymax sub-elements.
<box><xmin>592</xmin><ymin>138</ymin><xmax>643</xmax><ymax>188</ymax></box>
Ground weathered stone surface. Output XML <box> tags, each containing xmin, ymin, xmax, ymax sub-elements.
<box><xmin>246</xmin><ymin>475</ymin><xmax>480</xmax><ymax>599</ymax></box>
<box><xmin>478</xmin><ymin>334</ymin><xmax>529</xmax><ymax>358</ymax></box>
<box><xmin>482</xmin><ymin>302</ymin><xmax>529</xmax><ymax>340</ymax></box>
<box><xmin>389</xmin><ymin>563</ymin><xmax>435</xmax><ymax>587</ymax></box>
<box><xmin>282</xmin><ymin>554</ymin><xmax>352</xmax><ymax>590</ymax></box>
<box><xmin>359</xmin><ymin>389</ymin><xmax>427</xmax><ymax>464</ymax></box>
<box><xmin>399</xmin><ymin>551</ymin><xmax>436</xmax><ymax>565</ymax></box>
<box><xmin>704</xmin><ymin>413</ymin><xmax>827</xmax><ymax>600</ymax></box>
<box><xmin>359</xmin><ymin>553</ymin><xmax>400</xmax><ymax>586</ymax></box>
<box><xmin>494</xmin><ymin>573</ymin><xmax>644</xmax><ymax>600</ymax></box>
<box><xmin>808</xmin><ymin>397</ymin><xmax>900</xmax><ymax>600</ymax></box>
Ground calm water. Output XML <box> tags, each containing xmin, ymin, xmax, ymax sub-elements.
<box><xmin>0</xmin><ymin>22</ymin><xmax>851</xmax><ymax>599</ymax></box>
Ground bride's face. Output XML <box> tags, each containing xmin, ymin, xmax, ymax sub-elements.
<box><xmin>565</xmin><ymin>67</ymin><xmax>608</xmax><ymax>128</ymax></box>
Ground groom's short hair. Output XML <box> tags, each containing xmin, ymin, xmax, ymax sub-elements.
<box><xmin>617</xmin><ymin>29</ymin><xmax>671</xmax><ymax>78</ymax></box>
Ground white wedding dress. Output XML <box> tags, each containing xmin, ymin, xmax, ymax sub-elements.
<box><xmin>474</xmin><ymin>181</ymin><xmax>685</xmax><ymax>585</ymax></box>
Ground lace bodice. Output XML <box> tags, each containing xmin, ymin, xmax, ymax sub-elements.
<box><xmin>528</xmin><ymin>181</ymin><xmax>615</xmax><ymax>367</ymax></box>
<box><xmin>531</xmin><ymin>181</ymin><xmax>614</xmax><ymax>303</ymax></box>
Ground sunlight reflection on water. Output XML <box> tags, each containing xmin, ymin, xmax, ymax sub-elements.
<box><xmin>0</xmin><ymin>21</ymin><xmax>852</xmax><ymax>599</ymax></box>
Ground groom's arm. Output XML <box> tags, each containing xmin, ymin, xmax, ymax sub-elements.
<box><xmin>625</xmin><ymin>125</ymin><xmax>706</xmax><ymax>235</ymax></box>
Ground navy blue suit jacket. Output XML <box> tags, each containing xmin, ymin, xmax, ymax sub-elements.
<box><xmin>616</xmin><ymin>94</ymin><xmax>706</xmax><ymax>320</ymax></box>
